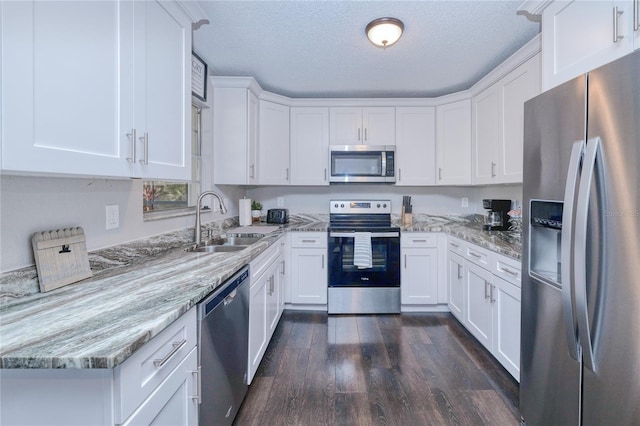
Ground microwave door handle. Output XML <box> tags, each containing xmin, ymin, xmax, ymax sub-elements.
<box><xmin>561</xmin><ymin>140</ymin><xmax>585</xmax><ymax>361</ymax></box>
<box><xmin>381</xmin><ymin>152</ymin><xmax>386</xmax><ymax>177</ymax></box>
<box><xmin>574</xmin><ymin>137</ymin><xmax>601</xmax><ymax>373</ymax></box>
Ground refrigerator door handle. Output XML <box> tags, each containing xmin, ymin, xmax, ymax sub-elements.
<box><xmin>574</xmin><ymin>137</ymin><xmax>602</xmax><ymax>373</ymax></box>
<box><xmin>560</xmin><ymin>140</ymin><xmax>585</xmax><ymax>361</ymax></box>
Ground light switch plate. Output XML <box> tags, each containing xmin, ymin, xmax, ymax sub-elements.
<box><xmin>277</xmin><ymin>197</ymin><xmax>284</xmax><ymax>207</ymax></box>
<box><xmin>106</xmin><ymin>205</ymin><xmax>119</xmax><ymax>230</ymax></box>
<box><xmin>461</xmin><ymin>197</ymin><xmax>469</xmax><ymax>208</ymax></box>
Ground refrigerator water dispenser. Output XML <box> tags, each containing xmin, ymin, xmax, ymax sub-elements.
<box><xmin>529</xmin><ymin>200</ymin><xmax>564</xmax><ymax>286</ymax></box>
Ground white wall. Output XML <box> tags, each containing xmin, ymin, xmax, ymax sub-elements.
<box><xmin>0</xmin><ymin>94</ymin><xmax>245</xmax><ymax>273</ymax></box>
<box><xmin>246</xmin><ymin>184</ymin><xmax>522</xmax><ymax>215</ymax></box>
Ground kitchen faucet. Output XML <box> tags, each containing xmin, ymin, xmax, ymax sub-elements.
<box><xmin>195</xmin><ymin>191</ymin><xmax>228</xmax><ymax>244</ymax></box>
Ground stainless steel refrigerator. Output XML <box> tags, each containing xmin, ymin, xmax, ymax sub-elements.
<box><xmin>521</xmin><ymin>50</ymin><xmax>640</xmax><ymax>425</ymax></box>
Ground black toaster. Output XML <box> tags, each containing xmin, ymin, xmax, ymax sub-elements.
<box><xmin>266</xmin><ymin>208</ymin><xmax>289</xmax><ymax>224</ymax></box>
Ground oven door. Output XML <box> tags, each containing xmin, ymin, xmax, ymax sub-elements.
<box><xmin>327</xmin><ymin>231</ymin><xmax>400</xmax><ymax>287</ymax></box>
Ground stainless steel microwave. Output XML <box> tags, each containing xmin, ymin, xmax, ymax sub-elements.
<box><xmin>329</xmin><ymin>145</ymin><xmax>395</xmax><ymax>183</ymax></box>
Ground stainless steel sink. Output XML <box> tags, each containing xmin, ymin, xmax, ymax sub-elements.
<box><xmin>184</xmin><ymin>235</ymin><xmax>263</xmax><ymax>253</ymax></box>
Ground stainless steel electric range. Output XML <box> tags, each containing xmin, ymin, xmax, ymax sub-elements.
<box><xmin>327</xmin><ymin>200</ymin><xmax>400</xmax><ymax>314</ymax></box>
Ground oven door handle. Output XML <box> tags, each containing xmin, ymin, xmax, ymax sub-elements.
<box><xmin>329</xmin><ymin>231</ymin><xmax>400</xmax><ymax>238</ymax></box>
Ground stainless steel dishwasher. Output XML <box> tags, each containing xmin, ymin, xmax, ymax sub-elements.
<box><xmin>197</xmin><ymin>265</ymin><xmax>249</xmax><ymax>426</ymax></box>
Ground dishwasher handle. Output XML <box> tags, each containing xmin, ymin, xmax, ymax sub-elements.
<box><xmin>202</xmin><ymin>266</ymin><xmax>249</xmax><ymax>317</ymax></box>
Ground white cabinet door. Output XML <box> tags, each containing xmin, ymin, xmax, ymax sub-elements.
<box><xmin>259</xmin><ymin>100</ymin><xmax>290</xmax><ymax>185</ymax></box>
<box><xmin>290</xmin><ymin>248</ymin><xmax>327</xmax><ymax>304</ymax></box>
<box><xmin>329</xmin><ymin>107</ymin><xmax>395</xmax><ymax>145</ymax></box>
<box><xmin>122</xmin><ymin>348</ymin><xmax>198</xmax><ymax>426</ymax></box>
<box><xmin>395</xmin><ymin>107</ymin><xmax>436</xmax><ymax>185</ymax></box>
<box><xmin>362</xmin><ymin>107</ymin><xmax>396</xmax><ymax>145</ymax></box>
<box><xmin>542</xmin><ymin>0</ymin><xmax>633</xmax><ymax>90</ymax></box>
<box><xmin>472</xmin><ymin>85</ymin><xmax>501</xmax><ymax>185</ymax></box>
<box><xmin>1</xmin><ymin>1</ymin><xmax>133</xmax><ymax>177</ymax></box>
<box><xmin>448</xmin><ymin>251</ymin><xmax>466</xmax><ymax>323</ymax></box>
<box><xmin>290</xmin><ymin>107</ymin><xmax>329</xmax><ymax>185</ymax></box>
<box><xmin>465</xmin><ymin>262</ymin><xmax>494</xmax><ymax>351</ymax></box>
<box><xmin>213</xmin><ymin>88</ymin><xmax>258</xmax><ymax>184</ymax></box>
<box><xmin>248</xmin><ymin>272</ymin><xmax>268</xmax><ymax>383</ymax></box>
<box><xmin>499</xmin><ymin>54</ymin><xmax>541</xmax><ymax>183</ymax></box>
<box><xmin>330</xmin><ymin>107</ymin><xmax>362</xmax><ymax>145</ymax></box>
<box><xmin>492</xmin><ymin>276</ymin><xmax>521</xmax><ymax>381</ymax></box>
<box><xmin>401</xmin><ymin>247</ymin><xmax>439</xmax><ymax>305</ymax></box>
<box><xmin>436</xmin><ymin>99</ymin><xmax>472</xmax><ymax>185</ymax></box>
<box><xmin>133</xmin><ymin>0</ymin><xmax>192</xmax><ymax>181</ymax></box>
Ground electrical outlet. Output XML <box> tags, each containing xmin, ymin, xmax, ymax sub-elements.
<box><xmin>461</xmin><ymin>197</ymin><xmax>469</xmax><ymax>208</ymax></box>
<box><xmin>277</xmin><ymin>197</ymin><xmax>284</xmax><ymax>207</ymax></box>
<box><xmin>106</xmin><ymin>205</ymin><xmax>119</xmax><ymax>230</ymax></box>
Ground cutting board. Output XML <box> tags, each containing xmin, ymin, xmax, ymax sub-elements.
<box><xmin>32</xmin><ymin>227</ymin><xmax>92</xmax><ymax>293</ymax></box>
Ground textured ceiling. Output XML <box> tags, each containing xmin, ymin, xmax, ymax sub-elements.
<box><xmin>193</xmin><ymin>1</ymin><xmax>540</xmax><ymax>98</ymax></box>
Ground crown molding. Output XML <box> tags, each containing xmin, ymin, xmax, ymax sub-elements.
<box><xmin>517</xmin><ymin>0</ymin><xmax>554</xmax><ymax>22</ymax></box>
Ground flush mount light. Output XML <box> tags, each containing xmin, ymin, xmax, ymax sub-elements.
<box><xmin>365</xmin><ymin>17</ymin><xmax>404</xmax><ymax>48</ymax></box>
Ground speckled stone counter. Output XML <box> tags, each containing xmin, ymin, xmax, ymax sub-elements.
<box><xmin>0</xmin><ymin>213</ymin><xmax>518</xmax><ymax>369</ymax></box>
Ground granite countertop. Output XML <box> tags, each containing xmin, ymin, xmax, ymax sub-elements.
<box><xmin>0</xmin><ymin>213</ymin><xmax>519</xmax><ymax>370</ymax></box>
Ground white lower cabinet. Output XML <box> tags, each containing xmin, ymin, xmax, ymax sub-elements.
<box><xmin>401</xmin><ymin>234</ymin><xmax>439</xmax><ymax>306</ymax></box>
<box><xmin>248</xmin><ymin>237</ymin><xmax>285</xmax><ymax>383</ymax></box>
<box><xmin>288</xmin><ymin>233</ymin><xmax>328</xmax><ymax>306</ymax></box>
<box><xmin>0</xmin><ymin>308</ymin><xmax>198</xmax><ymax>425</ymax></box>
<box><xmin>447</xmin><ymin>236</ymin><xmax>521</xmax><ymax>381</ymax></box>
<box><xmin>447</xmin><ymin>251</ymin><xmax>465</xmax><ymax>322</ymax></box>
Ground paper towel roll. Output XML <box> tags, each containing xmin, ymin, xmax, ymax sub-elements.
<box><xmin>239</xmin><ymin>198</ymin><xmax>252</xmax><ymax>226</ymax></box>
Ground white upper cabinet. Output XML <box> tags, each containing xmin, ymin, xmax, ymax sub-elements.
<box><xmin>472</xmin><ymin>53</ymin><xmax>541</xmax><ymax>185</ymax></box>
<box><xmin>329</xmin><ymin>107</ymin><xmax>395</xmax><ymax>145</ymax></box>
<box><xmin>395</xmin><ymin>107</ymin><xmax>436</xmax><ymax>186</ymax></box>
<box><xmin>212</xmin><ymin>82</ymin><xmax>259</xmax><ymax>185</ymax></box>
<box><xmin>541</xmin><ymin>0</ymin><xmax>634</xmax><ymax>90</ymax></box>
<box><xmin>290</xmin><ymin>107</ymin><xmax>330</xmax><ymax>186</ymax></box>
<box><xmin>436</xmin><ymin>99</ymin><xmax>472</xmax><ymax>185</ymax></box>
<box><xmin>259</xmin><ymin>100</ymin><xmax>290</xmax><ymax>185</ymax></box>
<box><xmin>1</xmin><ymin>1</ymin><xmax>192</xmax><ymax>180</ymax></box>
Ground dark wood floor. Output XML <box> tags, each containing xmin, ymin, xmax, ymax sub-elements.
<box><xmin>234</xmin><ymin>310</ymin><xmax>520</xmax><ymax>426</ymax></box>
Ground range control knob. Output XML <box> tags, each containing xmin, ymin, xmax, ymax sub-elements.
<box><xmin>383</xmin><ymin>203</ymin><xmax>387</xmax><ymax>208</ymax></box>
<box><xmin>340</xmin><ymin>203</ymin><xmax>345</xmax><ymax>208</ymax></box>
<box><xmin>334</xmin><ymin>203</ymin><xmax>338</xmax><ymax>208</ymax></box>
<box><xmin>377</xmin><ymin>203</ymin><xmax>381</xmax><ymax>208</ymax></box>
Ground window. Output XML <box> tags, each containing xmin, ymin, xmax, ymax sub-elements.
<box><xmin>143</xmin><ymin>104</ymin><xmax>202</xmax><ymax>214</ymax></box>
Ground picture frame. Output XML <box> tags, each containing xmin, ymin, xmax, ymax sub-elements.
<box><xmin>192</xmin><ymin>51</ymin><xmax>207</xmax><ymax>101</ymax></box>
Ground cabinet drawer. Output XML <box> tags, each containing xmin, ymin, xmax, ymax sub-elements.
<box><xmin>401</xmin><ymin>233</ymin><xmax>437</xmax><ymax>248</ymax></box>
<box><xmin>493</xmin><ymin>254</ymin><xmax>521</xmax><ymax>287</ymax></box>
<box><xmin>250</xmin><ymin>237</ymin><xmax>282</xmax><ymax>282</ymax></box>
<box><xmin>447</xmin><ymin>237</ymin><xmax>465</xmax><ymax>255</ymax></box>
<box><xmin>289</xmin><ymin>232</ymin><xmax>327</xmax><ymax>248</ymax></box>
<box><xmin>114</xmin><ymin>308</ymin><xmax>197</xmax><ymax>424</ymax></box>
<box><xmin>465</xmin><ymin>244</ymin><xmax>491</xmax><ymax>268</ymax></box>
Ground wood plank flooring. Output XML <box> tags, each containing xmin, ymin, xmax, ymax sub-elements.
<box><xmin>234</xmin><ymin>311</ymin><xmax>520</xmax><ymax>426</ymax></box>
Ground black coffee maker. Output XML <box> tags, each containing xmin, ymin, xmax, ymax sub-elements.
<box><xmin>482</xmin><ymin>199</ymin><xmax>512</xmax><ymax>231</ymax></box>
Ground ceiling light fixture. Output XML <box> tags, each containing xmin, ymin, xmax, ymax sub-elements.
<box><xmin>365</xmin><ymin>17</ymin><xmax>404</xmax><ymax>48</ymax></box>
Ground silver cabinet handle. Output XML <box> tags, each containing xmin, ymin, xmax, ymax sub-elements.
<box><xmin>301</xmin><ymin>239</ymin><xmax>316</xmax><ymax>243</ymax></box>
<box><xmin>438</xmin><ymin>168</ymin><xmax>442</xmax><ymax>181</ymax></box>
<box><xmin>614</xmin><ymin>6</ymin><xmax>624</xmax><ymax>43</ymax></box>
<box><xmin>281</xmin><ymin>259</ymin><xmax>285</xmax><ymax>275</ymax></box>
<box><xmin>412</xmin><ymin>239</ymin><xmax>427</xmax><ymax>243</ymax></box>
<box><xmin>450</xmin><ymin>242</ymin><xmax>460</xmax><ymax>248</ymax></box>
<box><xmin>358</xmin><ymin>128</ymin><xmax>361</xmax><ymax>141</ymax></box>
<box><xmin>321</xmin><ymin>254</ymin><xmax>325</xmax><ymax>269</ymax></box>
<box><xmin>285</xmin><ymin>168</ymin><xmax>289</xmax><ymax>181</ymax></box>
<box><xmin>364</xmin><ymin>128</ymin><xmax>368</xmax><ymax>141</ymax></box>
<box><xmin>153</xmin><ymin>339</ymin><xmax>187</xmax><ymax>367</ymax></box>
<box><xmin>324</xmin><ymin>168</ymin><xmax>327</xmax><ymax>181</ymax></box>
<box><xmin>561</xmin><ymin>140</ymin><xmax>584</xmax><ymax>362</ymax></box>
<box><xmin>126</xmin><ymin>129</ymin><xmax>137</xmax><ymax>163</ymax></box>
<box><xmin>500</xmin><ymin>266</ymin><xmax>519</xmax><ymax>277</ymax></box>
<box><xmin>404</xmin><ymin>254</ymin><xmax>407</xmax><ymax>269</ymax></box>
<box><xmin>457</xmin><ymin>263</ymin><xmax>462</xmax><ymax>279</ymax></box>
<box><xmin>635</xmin><ymin>0</ymin><xmax>639</xmax><ymax>31</ymax></box>
<box><xmin>490</xmin><ymin>284</ymin><xmax>495</xmax><ymax>303</ymax></box>
<box><xmin>491</xmin><ymin>162</ymin><xmax>496</xmax><ymax>178</ymax></box>
<box><xmin>484</xmin><ymin>280</ymin><xmax>490</xmax><ymax>300</ymax></box>
<box><xmin>190</xmin><ymin>367</ymin><xmax>201</xmax><ymax>403</ymax></box>
<box><xmin>398</xmin><ymin>168</ymin><xmax>401</xmax><ymax>181</ymax></box>
<box><xmin>139</xmin><ymin>132</ymin><xmax>149</xmax><ymax>165</ymax></box>
<box><xmin>470</xmin><ymin>252</ymin><xmax>482</xmax><ymax>259</ymax></box>
<box><xmin>574</xmin><ymin>137</ymin><xmax>602</xmax><ymax>373</ymax></box>
<box><xmin>250</xmin><ymin>164</ymin><xmax>255</xmax><ymax>179</ymax></box>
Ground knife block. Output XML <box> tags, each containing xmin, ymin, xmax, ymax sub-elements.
<box><xmin>401</xmin><ymin>206</ymin><xmax>413</xmax><ymax>226</ymax></box>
